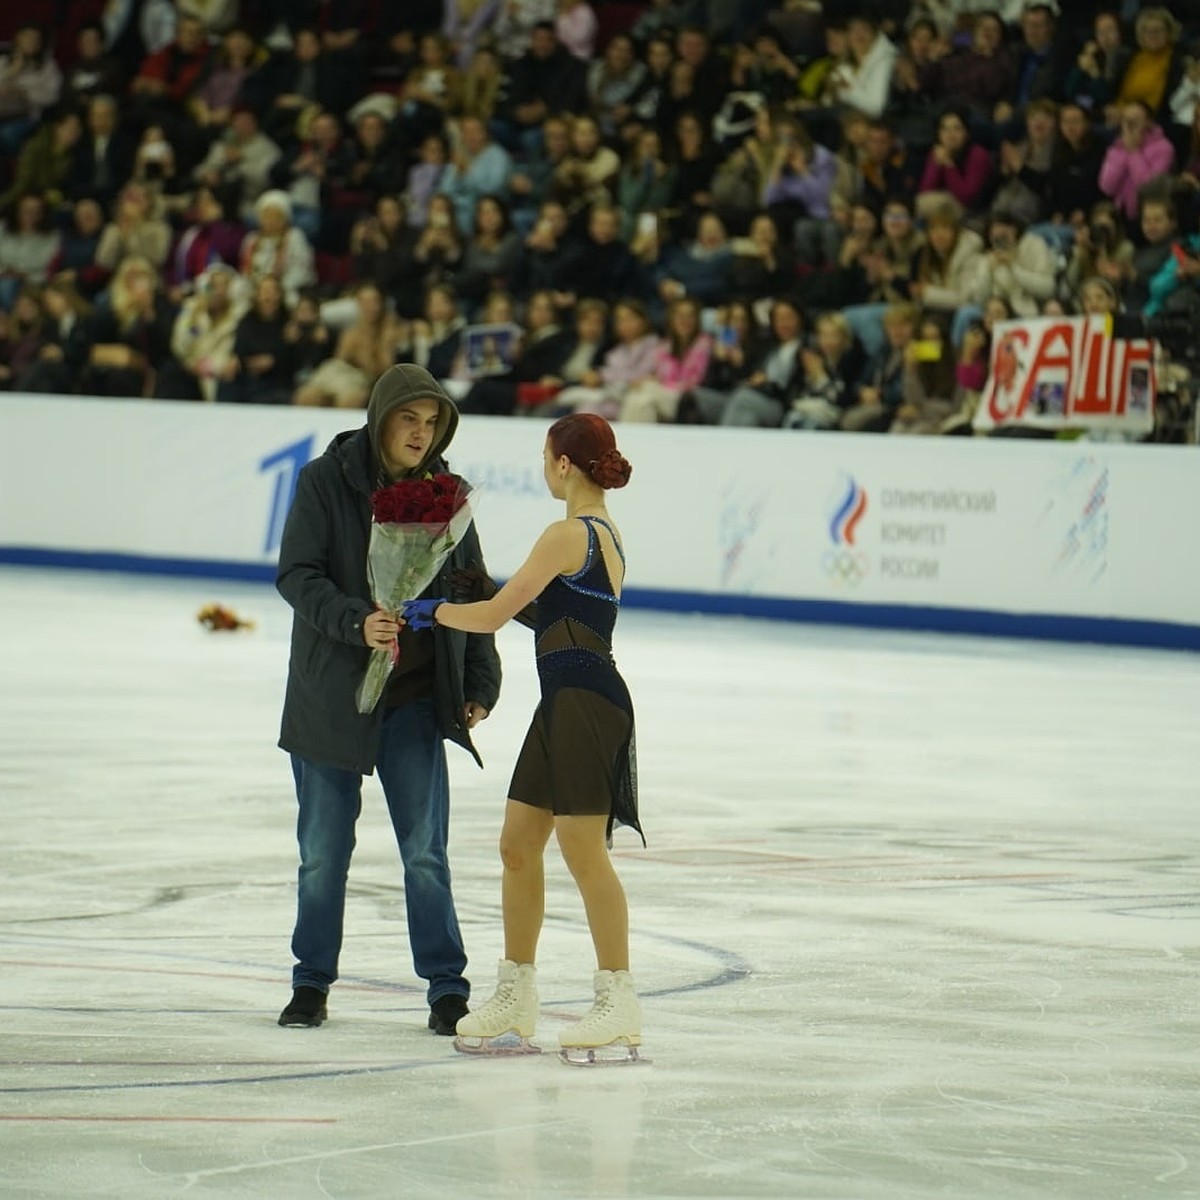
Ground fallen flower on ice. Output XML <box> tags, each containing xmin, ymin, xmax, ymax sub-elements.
<box><xmin>197</xmin><ymin>604</ymin><xmax>256</xmax><ymax>632</ymax></box>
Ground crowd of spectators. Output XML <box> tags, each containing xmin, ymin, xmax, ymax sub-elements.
<box><xmin>0</xmin><ymin>0</ymin><xmax>1197</xmax><ymax>438</ymax></box>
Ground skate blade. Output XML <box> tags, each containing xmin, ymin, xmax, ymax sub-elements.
<box><xmin>454</xmin><ymin>1032</ymin><xmax>542</xmax><ymax>1056</ymax></box>
<box><xmin>558</xmin><ymin>1043</ymin><xmax>647</xmax><ymax>1067</ymax></box>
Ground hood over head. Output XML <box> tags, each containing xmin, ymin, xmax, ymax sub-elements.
<box><xmin>367</xmin><ymin>363</ymin><xmax>459</xmax><ymax>480</ymax></box>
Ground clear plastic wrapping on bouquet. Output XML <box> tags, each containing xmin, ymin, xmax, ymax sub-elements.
<box><xmin>355</xmin><ymin>489</ymin><xmax>480</xmax><ymax>715</ymax></box>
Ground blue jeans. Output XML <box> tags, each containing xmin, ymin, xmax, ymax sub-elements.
<box><xmin>0</xmin><ymin>116</ymin><xmax>36</xmax><ymax>157</ymax></box>
<box><xmin>0</xmin><ymin>275</ymin><xmax>21</xmax><ymax>311</ymax></box>
<box><xmin>288</xmin><ymin>698</ymin><xmax>468</xmax><ymax>1004</ymax></box>
<box><xmin>843</xmin><ymin>303</ymin><xmax>888</xmax><ymax>358</ymax></box>
<box><xmin>487</xmin><ymin>118</ymin><xmax>543</xmax><ymax>160</ymax></box>
<box><xmin>291</xmin><ymin>205</ymin><xmax>322</xmax><ymax>241</ymax></box>
<box><xmin>1029</xmin><ymin>222</ymin><xmax>1076</xmax><ymax>253</ymax></box>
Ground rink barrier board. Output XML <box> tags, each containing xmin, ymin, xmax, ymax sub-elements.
<box><xmin>2</xmin><ymin>548</ymin><xmax>1197</xmax><ymax>653</ymax></box>
<box><xmin>2</xmin><ymin>395</ymin><xmax>1199</xmax><ymax>652</ymax></box>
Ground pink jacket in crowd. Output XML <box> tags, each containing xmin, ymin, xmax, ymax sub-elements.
<box><xmin>1098</xmin><ymin>124</ymin><xmax>1176</xmax><ymax>220</ymax></box>
<box><xmin>652</xmin><ymin>335</ymin><xmax>712</xmax><ymax>392</ymax></box>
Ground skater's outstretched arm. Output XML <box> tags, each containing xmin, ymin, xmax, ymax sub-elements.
<box><xmin>447</xmin><ymin>563</ymin><xmax>539</xmax><ymax>630</ymax></box>
<box><xmin>418</xmin><ymin>520</ymin><xmax>586</xmax><ymax>634</ymax></box>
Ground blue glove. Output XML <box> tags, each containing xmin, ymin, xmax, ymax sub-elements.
<box><xmin>400</xmin><ymin>598</ymin><xmax>445</xmax><ymax>631</ymax></box>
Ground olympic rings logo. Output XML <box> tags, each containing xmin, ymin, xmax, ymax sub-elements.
<box><xmin>821</xmin><ymin>549</ymin><xmax>870</xmax><ymax>585</ymax></box>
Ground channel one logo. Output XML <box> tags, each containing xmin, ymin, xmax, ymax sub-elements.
<box><xmin>823</xmin><ymin>474</ymin><xmax>869</xmax><ymax>585</ymax></box>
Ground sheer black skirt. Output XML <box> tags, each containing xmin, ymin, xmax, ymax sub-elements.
<box><xmin>508</xmin><ymin>618</ymin><xmax>642</xmax><ymax>845</ymax></box>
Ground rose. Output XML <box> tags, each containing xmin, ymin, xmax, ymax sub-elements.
<box><xmin>370</xmin><ymin>474</ymin><xmax>466</xmax><ymax>524</ymax></box>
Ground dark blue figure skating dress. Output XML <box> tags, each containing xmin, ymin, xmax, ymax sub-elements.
<box><xmin>509</xmin><ymin>516</ymin><xmax>642</xmax><ymax>843</ymax></box>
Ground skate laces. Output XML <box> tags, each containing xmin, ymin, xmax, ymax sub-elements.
<box><xmin>480</xmin><ymin>981</ymin><xmax>518</xmax><ymax>1016</ymax></box>
<box><xmin>580</xmin><ymin>984</ymin><xmax>617</xmax><ymax>1027</ymax></box>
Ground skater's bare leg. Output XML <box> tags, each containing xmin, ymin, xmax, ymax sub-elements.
<box><xmin>453</xmin><ymin>800</ymin><xmax>551</xmax><ymax>1054</ymax></box>
<box><xmin>554</xmin><ymin>814</ymin><xmax>629</xmax><ymax>972</ymax></box>
<box><xmin>500</xmin><ymin>799</ymin><xmax>554</xmax><ymax>964</ymax></box>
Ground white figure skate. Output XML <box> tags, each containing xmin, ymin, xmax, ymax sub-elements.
<box><xmin>454</xmin><ymin>959</ymin><xmax>541</xmax><ymax>1055</ymax></box>
<box><xmin>559</xmin><ymin>969</ymin><xmax>646</xmax><ymax>1066</ymax></box>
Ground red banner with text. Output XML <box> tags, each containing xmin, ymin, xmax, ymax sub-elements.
<box><xmin>974</xmin><ymin>316</ymin><xmax>1155</xmax><ymax>435</ymax></box>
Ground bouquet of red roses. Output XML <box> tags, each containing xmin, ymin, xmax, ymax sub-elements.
<box><xmin>355</xmin><ymin>472</ymin><xmax>478</xmax><ymax>714</ymax></box>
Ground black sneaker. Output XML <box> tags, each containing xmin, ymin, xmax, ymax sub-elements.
<box><xmin>428</xmin><ymin>993</ymin><xmax>469</xmax><ymax>1035</ymax></box>
<box><xmin>278</xmin><ymin>986</ymin><xmax>328</xmax><ymax>1027</ymax></box>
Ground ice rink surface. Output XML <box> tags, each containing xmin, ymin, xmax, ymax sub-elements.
<box><xmin>1</xmin><ymin>566</ymin><xmax>1198</xmax><ymax>1200</ymax></box>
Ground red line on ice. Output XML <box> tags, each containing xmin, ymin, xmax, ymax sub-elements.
<box><xmin>0</xmin><ymin>1115</ymin><xmax>336</xmax><ymax>1124</ymax></box>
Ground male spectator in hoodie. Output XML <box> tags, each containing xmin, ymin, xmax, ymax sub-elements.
<box><xmin>274</xmin><ymin>364</ymin><xmax>501</xmax><ymax>1038</ymax></box>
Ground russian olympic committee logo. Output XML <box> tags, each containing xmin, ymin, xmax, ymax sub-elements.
<box><xmin>823</xmin><ymin>474</ymin><xmax>869</xmax><ymax>585</ymax></box>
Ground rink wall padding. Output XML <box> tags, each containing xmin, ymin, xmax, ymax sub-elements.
<box><xmin>2</xmin><ymin>394</ymin><xmax>1198</xmax><ymax>651</ymax></box>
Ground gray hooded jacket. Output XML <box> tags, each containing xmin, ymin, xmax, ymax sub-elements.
<box><xmin>276</xmin><ymin>365</ymin><xmax>501</xmax><ymax>774</ymax></box>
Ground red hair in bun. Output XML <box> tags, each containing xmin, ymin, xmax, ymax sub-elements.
<box><xmin>547</xmin><ymin>413</ymin><xmax>632</xmax><ymax>490</ymax></box>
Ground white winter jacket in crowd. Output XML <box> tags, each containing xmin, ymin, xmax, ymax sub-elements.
<box><xmin>920</xmin><ymin>228</ymin><xmax>991</xmax><ymax>313</ymax></box>
<box><xmin>982</xmin><ymin>231</ymin><xmax>1058</xmax><ymax>319</ymax></box>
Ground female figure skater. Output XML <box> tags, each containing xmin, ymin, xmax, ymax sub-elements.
<box><xmin>400</xmin><ymin>413</ymin><xmax>643</xmax><ymax>1063</ymax></box>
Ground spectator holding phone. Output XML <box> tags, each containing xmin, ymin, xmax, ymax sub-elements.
<box><xmin>891</xmin><ymin>316</ymin><xmax>958</xmax><ymax>435</ymax></box>
<box><xmin>1098</xmin><ymin>101</ymin><xmax>1175</xmax><ymax>224</ymax></box>
<box><xmin>1064</xmin><ymin>199</ymin><xmax>1136</xmax><ymax>298</ymax></box>
<box><xmin>980</xmin><ymin>211</ymin><xmax>1057</xmax><ymax>319</ymax></box>
<box><xmin>1064</xmin><ymin>12</ymin><xmax>1131</xmax><ymax>114</ymax></box>
<box><xmin>676</xmin><ymin>300</ymin><xmax>765</xmax><ymax>424</ymax></box>
<box><xmin>762</xmin><ymin>120</ymin><xmax>838</xmax><ymax>242</ymax></box>
<box><xmin>690</xmin><ymin>296</ymin><xmax>805</xmax><ymax>428</ymax></box>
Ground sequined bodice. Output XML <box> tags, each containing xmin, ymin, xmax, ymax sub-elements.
<box><xmin>533</xmin><ymin>517</ymin><xmax>624</xmax><ymax>677</ymax></box>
